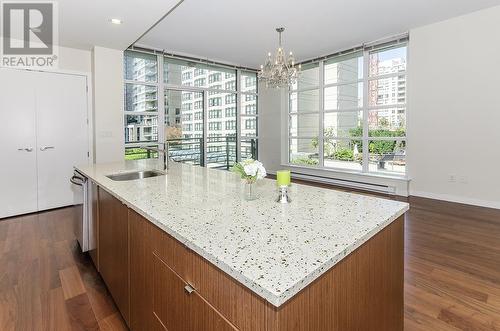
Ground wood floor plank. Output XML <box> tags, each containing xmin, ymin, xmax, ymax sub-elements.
<box><xmin>65</xmin><ymin>293</ymin><xmax>99</xmax><ymax>331</ymax></box>
<box><xmin>60</xmin><ymin>266</ymin><xmax>86</xmax><ymax>300</ymax></box>
<box><xmin>98</xmin><ymin>312</ymin><xmax>128</xmax><ymax>331</ymax></box>
<box><xmin>41</xmin><ymin>287</ymin><xmax>72</xmax><ymax>331</ymax></box>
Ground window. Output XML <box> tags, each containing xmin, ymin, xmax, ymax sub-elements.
<box><xmin>209</xmin><ymin>97</ymin><xmax>222</xmax><ymax>107</ymax></box>
<box><xmin>244</xmin><ymin>104</ymin><xmax>256</xmax><ymax>115</ymax></box>
<box><xmin>208</xmin><ymin>122</ymin><xmax>222</xmax><ymax>130</ymax></box>
<box><xmin>241</xmin><ymin>91</ymin><xmax>257</xmax><ymax>138</ymax></box>
<box><xmin>245</xmin><ymin>94</ymin><xmax>257</xmax><ymax>102</ymax></box>
<box><xmin>241</xmin><ymin>71</ymin><xmax>257</xmax><ymax>93</ymax></box>
<box><xmin>124</xmin><ymin>51</ymin><xmax>258</xmax><ymax>165</ymax></box>
<box><xmin>124</xmin><ymin>51</ymin><xmax>160</xmax><ymax>160</ymax></box>
<box><xmin>194</xmin><ymin>78</ymin><xmax>206</xmax><ymax>87</ymax></box>
<box><xmin>209</xmin><ymin>85</ymin><xmax>222</xmax><ymax>94</ymax></box>
<box><xmin>194</xmin><ymin>101</ymin><xmax>203</xmax><ymax>109</ymax></box>
<box><xmin>245</xmin><ymin>118</ymin><xmax>256</xmax><ymax>129</ymax></box>
<box><xmin>209</xmin><ymin>109</ymin><xmax>222</xmax><ymax>119</ymax></box>
<box><xmin>124</xmin><ymin>115</ymin><xmax>158</xmax><ymax>143</ymax></box>
<box><xmin>124</xmin><ymin>51</ymin><xmax>157</xmax><ymax>83</ymax></box>
<box><xmin>209</xmin><ymin>73</ymin><xmax>221</xmax><ymax>83</ymax></box>
<box><xmin>225</xmin><ymin>107</ymin><xmax>236</xmax><ymax>117</ymax></box>
<box><xmin>225</xmin><ymin>81</ymin><xmax>236</xmax><ymax>91</ymax></box>
<box><xmin>225</xmin><ymin>94</ymin><xmax>236</xmax><ymax>104</ymax></box>
<box><xmin>288</xmin><ymin>41</ymin><xmax>407</xmax><ymax>175</ymax></box>
<box><xmin>124</xmin><ymin>84</ymin><xmax>158</xmax><ymax>112</ymax></box>
<box><xmin>226</xmin><ymin>120</ymin><xmax>236</xmax><ymax>130</ymax></box>
<box><xmin>165</xmin><ymin>90</ymin><xmax>200</xmax><ymax>140</ymax></box>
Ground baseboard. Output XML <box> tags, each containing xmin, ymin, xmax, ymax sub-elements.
<box><xmin>410</xmin><ymin>190</ymin><xmax>500</xmax><ymax>210</ymax></box>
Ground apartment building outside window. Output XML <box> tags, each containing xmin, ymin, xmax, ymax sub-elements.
<box><xmin>124</xmin><ymin>50</ymin><xmax>259</xmax><ymax>167</ymax></box>
<box><xmin>288</xmin><ymin>39</ymin><xmax>407</xmax><ymax>176</ymax></box>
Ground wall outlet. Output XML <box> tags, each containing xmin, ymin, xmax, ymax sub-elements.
<box><xmin>448</xmin><ymin>175</ymin><xmax>456</xmax><ymax>183</ymax></box>
<box><xmin>459</xmin><ymin>176</ymin><xmax>468</xmax><ymax>184</ymax></box>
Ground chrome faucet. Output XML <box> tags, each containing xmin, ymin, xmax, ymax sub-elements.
<box><xmin>144</xmin><ymin>143</ymin><xmax>170</xmax><ymax>171</ymax></box>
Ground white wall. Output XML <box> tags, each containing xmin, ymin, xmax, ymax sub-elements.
<box><xmin>407</xmin><ymin>5</ymin><xmax>500</xmax><ymax>209</ymax></box>
<box><xmin>58</xmin><ymin>46</ymin><xmax>92</xmax><ymax>73</ymax></box>
<box><xmin>92</xmin><ymin>47</ymin><xmax>124</xmax><ymax>163</ymax></box>
<box><xmin>258</xmin><ymin>83</ymin><xmax>282</xmax><ymax>174</ymax></box>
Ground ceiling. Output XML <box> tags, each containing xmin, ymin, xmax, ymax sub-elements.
<box><xmin>56</xmin><ymin>0</ymin><xmax>181</xmax><ymax>50</ymax></box>
<box><xmin>136</xmin><ymin>0</ymin><xmax>500</xmax><ymax>69</ymax></box>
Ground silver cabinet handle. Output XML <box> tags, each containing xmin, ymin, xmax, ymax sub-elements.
<box><xmin>18</xmin><ymin>147</ymin><xmax>33</xmax><ymax>152</ymax></box>
<box><xmin>40</xmin><ymin>146</ymin><xmax>55</xmax><ymax>151</ymax></box>
<box><xmin>184</xmin><ymin>284</ymin><xmax>195</xmax><ymax>295</ymax></box>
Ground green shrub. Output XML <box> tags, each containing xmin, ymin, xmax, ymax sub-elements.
<box><xmin>333</xmin><ymin>148</ymin><xmax>354</xmax><ymax>161</ymax></box>
<box><xmin>348</xmin><ymin>126</ymin><xmax>406</xmax><ymax>155</ymax></box>
<box><xmin>291</xmin><ymin>157</ymin><xmax>319</xmax><ymax>166</ymax></box>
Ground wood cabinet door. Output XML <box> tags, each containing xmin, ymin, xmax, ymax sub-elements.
<box><xmin>98</xmin><ymin>188</ymin><xmax>130</xmax><ymax>325</ymax></box>
<box><xmin>152</xmin><ymin>253</ymin><xmax>237</xmax><ymax>331</ymax></box>
<box><xmin>129</xmin><ymin>209</ymin><xmax>154</xmax><ymax>331</ymax></box>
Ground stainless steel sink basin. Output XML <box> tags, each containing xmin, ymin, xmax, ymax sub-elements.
<box><xmin>106</xmin><ymin>170</ymin><xmax>165</xmax><ymax>181</ymax></box>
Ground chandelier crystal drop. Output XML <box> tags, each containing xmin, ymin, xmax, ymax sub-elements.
<box><xmin>258</xmin><ymin>27</ymin><xmax>301</xmax><ymax>89</ymax></box>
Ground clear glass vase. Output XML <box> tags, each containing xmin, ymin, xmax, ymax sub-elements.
<box><xmin>244</xmin><ymin>180</ymin><xmax>257</xmax><ymax>201</ymax></box>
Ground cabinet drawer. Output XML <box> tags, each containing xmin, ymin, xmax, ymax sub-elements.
<box><xmin>151</xmin><ymin>224</ymin><xmax>267</xmax><ymax>331</ymax></box>
<box><xmin>153</xmin><ymin>253</ymin><xmax>237</xmax><ymax>331</ymax></box>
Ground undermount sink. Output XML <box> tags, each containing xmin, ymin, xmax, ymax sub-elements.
<box><xmin>106</xmin><ymin>170</ymin><xmax>165</xmax><ymax>181</ymax></box>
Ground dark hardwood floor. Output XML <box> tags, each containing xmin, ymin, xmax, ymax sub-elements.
<box><xmin>0</xmin><ymin>207</ymin><xmax>127</xmax><ymax>331</ymax></box>
<box><xmin>1</xmin><ymin>187</ymin><xmax>499</xmax><ymax>330</ymax></box>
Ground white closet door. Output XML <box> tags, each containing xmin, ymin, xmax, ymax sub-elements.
<box><xmin>35</xmin><ymin>71</ymin><xmax>89</xmax><ymax>211</ymax></box>
<box><xmin>0</xmin><ymin>69</ymin><xmax>38</xmax><ymax>218</ymax></box>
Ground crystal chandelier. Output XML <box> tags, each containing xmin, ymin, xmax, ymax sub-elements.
<box><xmin>258</xmin><ymin>27</ymin><xmax>301</xmax><ymax>89</ymax></box>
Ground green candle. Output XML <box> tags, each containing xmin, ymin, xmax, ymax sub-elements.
<box><xmin>276</xmin><ymin>170</ymin><xmax>291</xmax><ymax>187</ymax></box>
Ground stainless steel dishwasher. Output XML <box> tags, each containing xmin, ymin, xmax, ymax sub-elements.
<box><xmin>70</xmin><ymin>170</ymin><xmax>94</xmax><ymax>252</ymax></box>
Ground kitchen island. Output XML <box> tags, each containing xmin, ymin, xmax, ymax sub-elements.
<box><xmin>76</xmin><ymin>159</ymin><xmax>409</xmax><ymax>331</ymax></box>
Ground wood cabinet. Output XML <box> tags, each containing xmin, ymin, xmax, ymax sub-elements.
<box><xmin>98</xmin><ymin>188</ymin><xmax>130</xmax><ymax>326</ymax></box>
<box><xmin>98</xmin><ymin>185</ymin><xmax>404</xmax><ymax>331</ymax></box>
<box><xmin>152</xmin><ymin>253</ymin><xmax>237</xmax><ymax>331</ymax></box>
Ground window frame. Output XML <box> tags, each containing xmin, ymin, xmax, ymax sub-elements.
<box><xmin>124</xmin><ymin>50</ymin><xmax>259</xmax><ymax>163</ymax></box>
<box><xmin>287</xmin><ymin>41</ymin><xmax>407</xmax><ymax>177</ymax></box>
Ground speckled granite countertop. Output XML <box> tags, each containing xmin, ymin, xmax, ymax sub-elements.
<box><xmin>76</xmin><ymin>160</ymin><xmax>409</xmax><ymax>307</ymax></box>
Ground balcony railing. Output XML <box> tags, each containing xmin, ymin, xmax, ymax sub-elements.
<box><xmin>167</xmin><ymin>136</ymin><xmax>239</xmax><ymax>170</ymax></box>
<box><xmin>125</xmin><ymin>136</ymin><xmax>257</xmax><ymax>170</ymax></box>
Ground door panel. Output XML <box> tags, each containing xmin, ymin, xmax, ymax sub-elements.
<box><xmin>0</xmin><ymin>69</ymin><xmax>38</xmax><ymax>218</ymax></box>
<box><xmin>35</xmin><ymin>71</ymin><xmax>89</xmax><ymax>210</ymax></box>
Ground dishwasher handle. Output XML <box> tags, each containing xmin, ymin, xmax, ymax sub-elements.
<box><xmin>70</xmin><ymin>174</ymin><xmax>86</xmax><ymax>186</ymax></box>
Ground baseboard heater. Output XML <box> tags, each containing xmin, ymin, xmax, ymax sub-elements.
<box><xmin>291</xmin><ymin>172</ymin><xmax>396</xmax><ymax>195</ymax></box>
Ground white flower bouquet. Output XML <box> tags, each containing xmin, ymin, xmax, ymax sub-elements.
<box><xmin>231</xmin><ymin>159</ymin><xmax>267</xmax><ymax>184</ymax></box>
